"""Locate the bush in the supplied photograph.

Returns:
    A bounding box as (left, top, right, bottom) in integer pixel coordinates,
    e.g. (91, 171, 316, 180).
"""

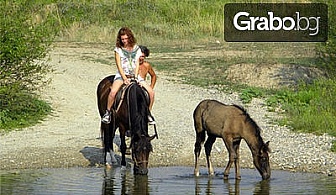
(0, 1, 59, 130)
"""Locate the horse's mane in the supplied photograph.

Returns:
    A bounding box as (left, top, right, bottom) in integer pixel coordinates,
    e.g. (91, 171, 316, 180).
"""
(232, 104, 267, 148)
(128, 82, 150, 138)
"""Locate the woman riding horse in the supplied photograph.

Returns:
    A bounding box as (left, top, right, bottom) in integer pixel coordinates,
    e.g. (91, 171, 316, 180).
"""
(101, 27, 155, 125)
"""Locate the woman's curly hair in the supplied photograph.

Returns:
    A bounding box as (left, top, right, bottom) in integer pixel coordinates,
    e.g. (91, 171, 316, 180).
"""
(116, 27, 137, 48)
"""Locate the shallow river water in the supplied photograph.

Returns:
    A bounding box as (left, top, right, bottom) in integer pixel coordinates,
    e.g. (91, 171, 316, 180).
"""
(1, 166, 335, 194)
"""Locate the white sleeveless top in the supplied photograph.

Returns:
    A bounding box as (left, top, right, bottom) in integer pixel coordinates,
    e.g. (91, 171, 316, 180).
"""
(114, 45, 141, 79)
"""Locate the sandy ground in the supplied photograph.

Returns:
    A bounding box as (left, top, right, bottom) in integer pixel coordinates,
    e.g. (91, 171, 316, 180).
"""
(1, 43, 335, 177)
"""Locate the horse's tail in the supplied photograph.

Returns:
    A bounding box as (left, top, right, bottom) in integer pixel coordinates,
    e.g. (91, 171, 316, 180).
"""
(193, 100, 207, 143)
(128, 83, 149, 137)
(97, 75, 115, 117)
(96, 75, 115, 156)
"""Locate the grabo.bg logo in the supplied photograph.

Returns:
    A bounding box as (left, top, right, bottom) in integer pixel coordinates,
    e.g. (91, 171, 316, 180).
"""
(224, 3, 328, 42)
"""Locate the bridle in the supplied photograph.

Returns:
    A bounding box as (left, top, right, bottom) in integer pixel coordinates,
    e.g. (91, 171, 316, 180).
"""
(132, 146, 149, 167)
(133, 158, 149, 167)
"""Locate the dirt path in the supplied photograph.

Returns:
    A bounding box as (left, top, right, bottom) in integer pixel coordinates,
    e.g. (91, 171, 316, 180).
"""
(1, 43, 335, 176)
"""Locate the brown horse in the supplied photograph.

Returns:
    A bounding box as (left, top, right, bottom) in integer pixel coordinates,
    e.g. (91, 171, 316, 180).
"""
(193, 99, 271, 180)
(97, 75, 157, 175)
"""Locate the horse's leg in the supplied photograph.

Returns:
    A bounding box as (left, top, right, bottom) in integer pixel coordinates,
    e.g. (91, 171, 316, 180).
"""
(233, 139, 242, 180)
(103, 122, 118, 168)
(108, 122, 118, 165)
(101, 123, 109, 166)
(103, 145, 107, 165)
(204, 134, 216, 176)
(223, 137, 235, 180)
(119, 125, 127, 170)
(194, 132, 205, 176)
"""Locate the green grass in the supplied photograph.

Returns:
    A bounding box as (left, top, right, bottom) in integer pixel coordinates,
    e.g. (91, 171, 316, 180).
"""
(0, 91, 52, 133)
(270, 79, 336, 136)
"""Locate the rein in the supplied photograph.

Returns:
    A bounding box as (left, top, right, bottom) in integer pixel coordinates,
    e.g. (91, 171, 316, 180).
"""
(132, 151, 148, 166)
(133, 157, 148, 166)
(115, 87, 127, 112)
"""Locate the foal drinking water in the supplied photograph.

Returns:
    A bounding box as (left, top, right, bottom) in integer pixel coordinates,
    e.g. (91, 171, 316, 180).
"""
(193, 99, 271, 180)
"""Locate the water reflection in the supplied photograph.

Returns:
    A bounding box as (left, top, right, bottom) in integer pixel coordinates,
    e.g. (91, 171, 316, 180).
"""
(194, 175, 270, 195)
(102, 168, 150, 195)
(1, 167, 335, 194)
(132, 175, 150, 194)
(223, 179, 241, 195)
(102, 168, 118, 194)
(195, 176, 236, 195)
(253, 180, 270, 195)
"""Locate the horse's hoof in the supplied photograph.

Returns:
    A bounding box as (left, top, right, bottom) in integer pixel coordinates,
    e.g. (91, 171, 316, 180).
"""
(236, 176, 241, 180)
(224, 175, 229, 180)
(121, 166, 127, 171)
(194, 172, 200, 177)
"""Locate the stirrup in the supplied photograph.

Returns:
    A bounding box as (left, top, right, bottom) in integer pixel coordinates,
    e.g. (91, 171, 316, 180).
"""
(148, 115, 156, 125)
(101, 110, 111, 124)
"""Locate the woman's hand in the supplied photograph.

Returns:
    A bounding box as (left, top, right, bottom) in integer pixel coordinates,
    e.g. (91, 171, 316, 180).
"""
(123, 78, 130, 85)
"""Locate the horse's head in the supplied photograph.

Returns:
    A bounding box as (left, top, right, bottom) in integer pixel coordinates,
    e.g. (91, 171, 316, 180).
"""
(132, 134, 156, 175)
(254, 141, 271, 180)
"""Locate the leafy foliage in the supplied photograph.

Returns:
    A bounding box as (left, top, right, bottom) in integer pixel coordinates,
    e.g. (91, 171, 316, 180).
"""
(240, 87, 263, 104)
(0, 1, 58, 92)
(0, 1, 58, 130)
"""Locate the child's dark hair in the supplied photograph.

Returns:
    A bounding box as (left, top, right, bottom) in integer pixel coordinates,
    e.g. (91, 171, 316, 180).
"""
(139, 45, 150, 57)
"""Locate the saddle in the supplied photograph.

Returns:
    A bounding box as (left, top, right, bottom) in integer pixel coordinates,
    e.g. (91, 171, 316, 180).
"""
(112, 82, 150, 112)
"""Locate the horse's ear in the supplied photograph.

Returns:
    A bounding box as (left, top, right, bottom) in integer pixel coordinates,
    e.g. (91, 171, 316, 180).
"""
(260, 141, 270, 154)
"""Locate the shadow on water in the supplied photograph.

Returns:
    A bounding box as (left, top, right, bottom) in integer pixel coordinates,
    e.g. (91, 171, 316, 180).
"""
(80, 135, 132, 166)
(79, 145, 133, 167)
(1, 166, 336, 194)
(80, 146, 104, 166)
